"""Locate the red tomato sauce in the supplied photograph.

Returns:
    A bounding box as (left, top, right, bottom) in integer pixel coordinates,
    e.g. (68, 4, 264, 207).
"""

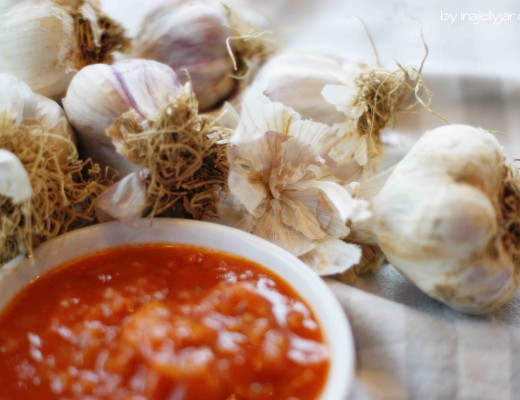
(0, 244, 329, 399)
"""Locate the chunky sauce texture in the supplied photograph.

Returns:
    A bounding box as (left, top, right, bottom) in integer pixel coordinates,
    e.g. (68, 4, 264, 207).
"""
(0, 244, 329, 399)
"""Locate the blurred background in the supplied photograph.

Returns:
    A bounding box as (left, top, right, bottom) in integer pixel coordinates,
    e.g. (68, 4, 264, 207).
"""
(101, 0, 520, 163)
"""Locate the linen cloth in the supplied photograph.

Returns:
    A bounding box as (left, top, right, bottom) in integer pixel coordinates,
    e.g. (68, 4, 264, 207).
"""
(102, 1, 520, 398)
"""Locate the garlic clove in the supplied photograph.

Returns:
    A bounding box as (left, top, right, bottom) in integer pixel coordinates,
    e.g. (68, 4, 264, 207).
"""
(0, 1, 128, 100)
(0, 73, 34, 126)
(0, 149, 32, 204)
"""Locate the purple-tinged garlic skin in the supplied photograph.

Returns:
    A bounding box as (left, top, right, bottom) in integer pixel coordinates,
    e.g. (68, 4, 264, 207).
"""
(63, 59, 183, 175)
(63, 59, 183, 138)
(133, 1, 236, 112)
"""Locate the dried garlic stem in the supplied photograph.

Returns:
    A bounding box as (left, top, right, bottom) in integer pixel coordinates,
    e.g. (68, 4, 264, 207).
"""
(108, 88, 230, 220)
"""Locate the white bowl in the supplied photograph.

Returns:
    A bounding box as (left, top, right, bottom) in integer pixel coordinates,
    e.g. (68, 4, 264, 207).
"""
(0, 219, 354, 400)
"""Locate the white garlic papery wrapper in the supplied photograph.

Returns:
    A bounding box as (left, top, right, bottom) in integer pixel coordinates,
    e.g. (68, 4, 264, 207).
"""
(0, 1, 127, 100)
(0, 73, 74, 162)
(0, 149, 32, 204)
(256, 51, 366, 125)
(358, 125, 520, 314)
(222, 88, 371, 275)
(134, 1, 235, 112)
(63, 59, 184, 175)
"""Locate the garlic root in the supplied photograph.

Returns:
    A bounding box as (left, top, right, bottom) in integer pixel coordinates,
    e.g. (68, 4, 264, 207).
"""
(354, 124, 520, 314)
(0, 74, 109, 264)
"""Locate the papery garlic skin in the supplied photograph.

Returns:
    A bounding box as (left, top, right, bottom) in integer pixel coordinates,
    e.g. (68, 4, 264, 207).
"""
(0, 4, 75, 98)
(95, 169, 148, 222)
(0, 1, 127, 100)
(63, 59, 183, 175)
(254, 51, 386, 182)
(256, 52, 365, 125)
(64, 59, 182, 137)
(133, 0, 272, 112)
(224, 88, 370, 275)
(134, 1, 235, 112)
(360, 125, 519, 314)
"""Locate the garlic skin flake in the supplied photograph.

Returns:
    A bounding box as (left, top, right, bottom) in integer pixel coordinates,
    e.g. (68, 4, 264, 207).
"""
(224, 89, 370, 275)
(0, 149, 32, 204)
(356, 125, 520, 314)
(0, 1, 127, 99)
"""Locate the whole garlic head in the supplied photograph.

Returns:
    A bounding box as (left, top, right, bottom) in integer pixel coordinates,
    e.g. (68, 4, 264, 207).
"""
(0, 73, 74, 163)
(0, 1, 128, 99)
(63, 59, 184, 175)
(133, 0, 273, 112)
(357, 125, 520, 314)
(134, 1, 235, 112)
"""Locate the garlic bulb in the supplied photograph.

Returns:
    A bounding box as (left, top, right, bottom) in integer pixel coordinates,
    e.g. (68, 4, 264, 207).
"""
(0, 73, 108, 264)
(64, 59, 182, 137)
(0, 0, 127, 99)
(64, 58, 230, 220)
(63, 59, 183, 175)
(354, 125, 520, 314)
(256, 50, 423, 181)
(133, 0, 273, 112)
(219, 88, 370, 275)
(1, 73, 74, 162)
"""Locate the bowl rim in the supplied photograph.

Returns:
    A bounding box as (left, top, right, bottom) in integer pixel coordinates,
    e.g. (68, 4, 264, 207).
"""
(0, 219, 354, 400)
